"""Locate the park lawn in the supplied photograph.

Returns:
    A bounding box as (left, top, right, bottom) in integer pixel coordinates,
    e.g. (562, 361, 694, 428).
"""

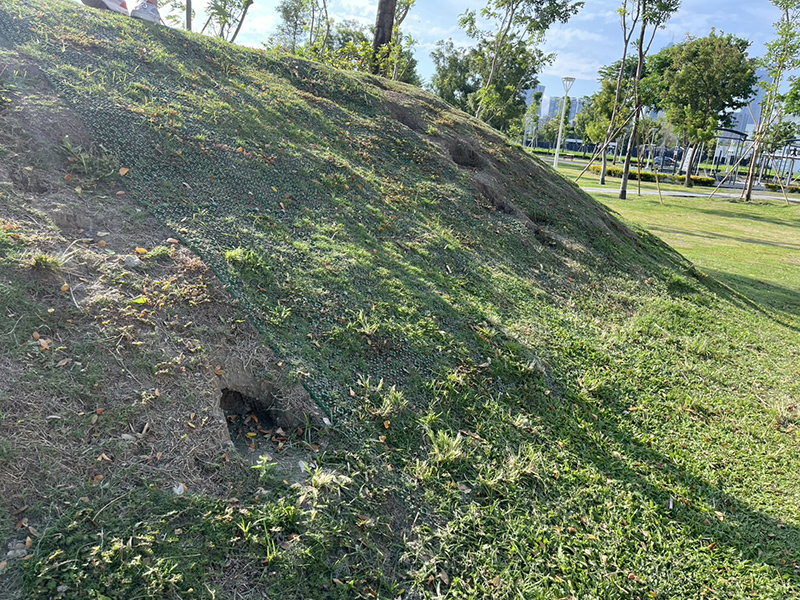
(593, 193, 800, 324)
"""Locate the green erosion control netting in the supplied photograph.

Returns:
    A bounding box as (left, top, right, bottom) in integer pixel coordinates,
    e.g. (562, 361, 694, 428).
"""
(0, 0, 641, 419)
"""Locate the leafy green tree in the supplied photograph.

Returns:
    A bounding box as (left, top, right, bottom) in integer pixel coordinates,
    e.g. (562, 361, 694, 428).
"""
(429, 40, 479, 112)
(429, 36, 542, 131)
(656, 30, 757, 186)
(744, 0, 800, 201)
(275, 0, 307, 53)
(459, 0, 583, 121)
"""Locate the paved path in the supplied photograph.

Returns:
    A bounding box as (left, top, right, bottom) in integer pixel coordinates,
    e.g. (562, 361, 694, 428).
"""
(582, 187, 796, 203)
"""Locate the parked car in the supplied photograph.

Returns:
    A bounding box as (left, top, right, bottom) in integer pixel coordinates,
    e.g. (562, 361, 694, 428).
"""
(653, 156, 674, 168)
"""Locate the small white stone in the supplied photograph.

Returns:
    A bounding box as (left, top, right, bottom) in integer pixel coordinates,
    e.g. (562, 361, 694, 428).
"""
(124, 255, 142, 269)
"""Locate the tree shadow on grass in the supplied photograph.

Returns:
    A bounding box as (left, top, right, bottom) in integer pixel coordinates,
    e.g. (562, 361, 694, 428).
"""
(523, 367, 800, 592)
(700, 269, 800, 332)
(694, 206, 799, 230)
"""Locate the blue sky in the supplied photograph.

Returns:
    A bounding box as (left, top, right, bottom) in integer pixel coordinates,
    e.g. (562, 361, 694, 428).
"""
(229, 0, 784, 106)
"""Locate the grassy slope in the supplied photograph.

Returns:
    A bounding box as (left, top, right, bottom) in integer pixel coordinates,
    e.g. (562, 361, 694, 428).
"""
(0, 1, 798, 598)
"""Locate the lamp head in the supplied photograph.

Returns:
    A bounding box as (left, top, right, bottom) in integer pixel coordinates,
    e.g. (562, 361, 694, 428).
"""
(562, 77, 576, 94)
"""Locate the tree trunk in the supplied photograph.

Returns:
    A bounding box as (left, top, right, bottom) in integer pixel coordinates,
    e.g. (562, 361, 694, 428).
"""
(186, 0, 191, 30)
(600, 151, 608, 185)
(372, 0, 398, 75)
(684, 144, 698, 187)
(619, 113, 639, 200)
(229, 0, 253, 43)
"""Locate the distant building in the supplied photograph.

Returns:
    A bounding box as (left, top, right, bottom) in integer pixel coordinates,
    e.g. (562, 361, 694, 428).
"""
(728, 67, 768, 136)
(524, 85, 545, 106)
(546, 95, 587, 123)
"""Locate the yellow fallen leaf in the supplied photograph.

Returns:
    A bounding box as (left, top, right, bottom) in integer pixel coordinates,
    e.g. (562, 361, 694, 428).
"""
(246, 432, 258, 439)
(119, 167, 130, 176)
(135, 247, 148, 254)
(61, 282, 70, 292)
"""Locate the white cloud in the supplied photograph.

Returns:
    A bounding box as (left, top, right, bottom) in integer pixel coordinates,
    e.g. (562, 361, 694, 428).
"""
(542, 51, 604, 83)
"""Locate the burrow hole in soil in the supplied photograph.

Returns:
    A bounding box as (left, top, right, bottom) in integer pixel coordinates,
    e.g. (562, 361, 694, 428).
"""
(220, 388, 305, 456)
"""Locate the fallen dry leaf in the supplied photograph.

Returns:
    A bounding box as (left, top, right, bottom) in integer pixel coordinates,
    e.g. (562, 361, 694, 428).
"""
(384, 420, 391, 429)
(56, 358, 72, 368)
(439, 571, 450, 585)
(214, 365, 226, 376)
(32, 332, 40, 341)
(116, 190, 126, 196)
(25, 537, 32, 549)
(119, 167, 130, 176)
(38, 338, 52, 351)
(135, 247, 148, 254)
(93, 474, 104, 483)
(166, 238, 179, 245)
(61, 282, 70, 292)
(98, 240, 107, 248)
(492, 575, 501, 587)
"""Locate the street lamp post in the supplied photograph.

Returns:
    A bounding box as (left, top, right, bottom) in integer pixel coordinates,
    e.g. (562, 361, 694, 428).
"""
(553, 76, 576, 171)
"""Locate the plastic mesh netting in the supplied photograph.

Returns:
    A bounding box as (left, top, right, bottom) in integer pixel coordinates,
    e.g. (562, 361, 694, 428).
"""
(0, 0, 600, 419)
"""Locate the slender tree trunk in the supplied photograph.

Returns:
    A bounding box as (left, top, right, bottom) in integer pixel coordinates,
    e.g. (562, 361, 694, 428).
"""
(619, 112, 639, 199)
(372, 0, 398, 75)
(601, 0, 639, 183)
(475, 6, 517, 120)
(619, 12, 648, 200)
(684, 144, 698, 187)
(186, 0, 191, 31)
(229, 0, 252, 43)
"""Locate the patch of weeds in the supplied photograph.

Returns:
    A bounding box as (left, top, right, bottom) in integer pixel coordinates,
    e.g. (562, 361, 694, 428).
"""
(0, 76, 15, 110)
(61, 135, 119, 188)
(26, 251, 63, 272)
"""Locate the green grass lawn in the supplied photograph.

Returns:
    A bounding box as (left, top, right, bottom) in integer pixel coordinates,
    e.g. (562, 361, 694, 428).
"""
(592, 194, 800, 324)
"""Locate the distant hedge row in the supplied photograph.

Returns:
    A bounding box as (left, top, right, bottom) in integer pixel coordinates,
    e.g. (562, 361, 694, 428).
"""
(589, 164, 716, 187)
(764, 183, 800, 194)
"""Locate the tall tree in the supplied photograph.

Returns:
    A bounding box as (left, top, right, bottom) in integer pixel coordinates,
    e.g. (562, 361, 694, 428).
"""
(616, 0, 681, 199)
(743, 0, 800, 201)
(372, 0, 398, 74)
(655, 31, 757, 187)
(429, 37, 544, 132)
(459, 0, 583, 121)
(275, 0, 307, 53)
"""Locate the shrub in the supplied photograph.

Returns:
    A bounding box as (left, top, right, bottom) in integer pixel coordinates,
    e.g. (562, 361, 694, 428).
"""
(588, 165, 715, 187)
